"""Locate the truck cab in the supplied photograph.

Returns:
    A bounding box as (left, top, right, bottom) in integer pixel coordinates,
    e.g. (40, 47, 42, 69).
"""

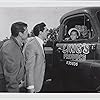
(51, 7, 100, 92)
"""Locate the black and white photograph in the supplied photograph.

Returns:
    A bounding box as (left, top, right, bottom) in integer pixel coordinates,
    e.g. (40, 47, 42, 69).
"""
(0, 0, 100, 99)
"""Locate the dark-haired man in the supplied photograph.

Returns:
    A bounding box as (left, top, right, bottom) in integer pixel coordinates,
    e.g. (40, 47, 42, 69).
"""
(0, 22, 29, 92)
(23, 22, 49, 93)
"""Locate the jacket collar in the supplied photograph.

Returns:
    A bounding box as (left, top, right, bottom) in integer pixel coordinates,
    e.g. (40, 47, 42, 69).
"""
(10, 36, 23, 51)
(34, 37, 45, 58)
(35, 36, 44, 50)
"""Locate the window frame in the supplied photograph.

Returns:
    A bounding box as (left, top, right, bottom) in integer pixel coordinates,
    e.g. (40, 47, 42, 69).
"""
(62, 13, 95, 42)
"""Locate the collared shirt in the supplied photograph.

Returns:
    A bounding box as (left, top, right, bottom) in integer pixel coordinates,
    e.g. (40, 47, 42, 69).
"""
(35, 36, 44, 50)
(15, 38, 23, 47)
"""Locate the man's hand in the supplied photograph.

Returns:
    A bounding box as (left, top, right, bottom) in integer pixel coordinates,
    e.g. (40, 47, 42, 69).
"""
(27, 88, 35, 93)
(19, 80, 25, 88)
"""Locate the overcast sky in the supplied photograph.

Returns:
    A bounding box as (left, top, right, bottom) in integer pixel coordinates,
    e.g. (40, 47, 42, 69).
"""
(0, 7, 82, 40)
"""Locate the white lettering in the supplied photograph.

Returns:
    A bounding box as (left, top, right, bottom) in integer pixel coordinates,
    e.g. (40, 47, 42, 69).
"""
(62, 43, 90, 54)
(62, 43, 90, 61)
(66, 61, 78, 66)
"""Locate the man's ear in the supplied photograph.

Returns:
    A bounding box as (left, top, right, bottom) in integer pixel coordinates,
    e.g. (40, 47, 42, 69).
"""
(39, 31, 42, 35)
(19, 32, 23, 37)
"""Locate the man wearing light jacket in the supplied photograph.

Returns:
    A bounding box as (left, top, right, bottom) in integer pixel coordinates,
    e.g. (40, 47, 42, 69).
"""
(23, 22, 49, 93)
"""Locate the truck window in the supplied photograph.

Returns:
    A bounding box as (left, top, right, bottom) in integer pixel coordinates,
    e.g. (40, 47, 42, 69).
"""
(63, 14, 94, 41)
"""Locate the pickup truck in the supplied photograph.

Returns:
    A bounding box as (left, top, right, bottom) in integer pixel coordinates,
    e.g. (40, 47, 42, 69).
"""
(44, 7, 100, 92)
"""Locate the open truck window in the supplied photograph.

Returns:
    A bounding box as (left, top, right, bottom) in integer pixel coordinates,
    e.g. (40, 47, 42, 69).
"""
(63, 14, 95, 41)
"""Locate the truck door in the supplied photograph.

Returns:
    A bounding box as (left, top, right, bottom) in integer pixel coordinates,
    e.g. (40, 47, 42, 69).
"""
(61, 14, 96, 60)
(54, 14, 97, 92)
